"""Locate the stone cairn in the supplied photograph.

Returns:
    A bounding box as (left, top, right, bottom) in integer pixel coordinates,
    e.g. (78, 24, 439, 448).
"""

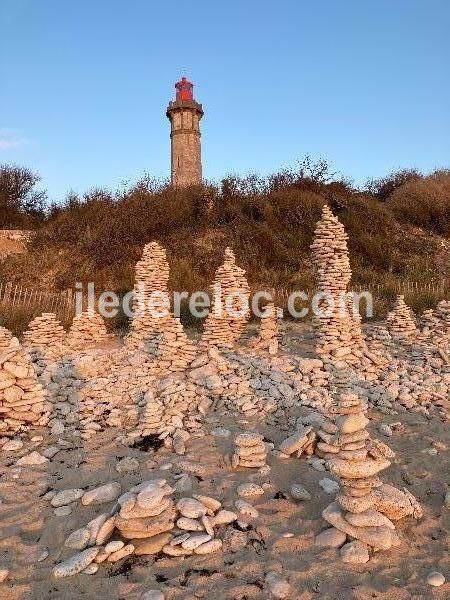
(201, 247, 251, 349)
(316, 390, 421, 562)
(135, 389, 164, 437)
(0, 337, 50, 436)
(310, 206, 367, 368)
(417, 301, 450, 363)
(433, 300, 450, 350)
(77, 348, 156, 441)
(131, 375, 210, 452)
(231, 432, 268, 468)
(53, 480, 232, 577)
(419, 308, 437, 337)
(435, 300, 450, 331)
(125, 242, 171, 353)
(386, 295, 417, 341)
(67, 311, 108, 350)
(250, 302, 281, 355)
(156, 317, 197, 372)
(23, 313, 67, 362)
(0, 326, 13, 349)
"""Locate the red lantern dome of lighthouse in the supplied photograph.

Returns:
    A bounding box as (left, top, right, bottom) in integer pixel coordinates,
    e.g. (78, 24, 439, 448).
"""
(175, 76, 194, 101)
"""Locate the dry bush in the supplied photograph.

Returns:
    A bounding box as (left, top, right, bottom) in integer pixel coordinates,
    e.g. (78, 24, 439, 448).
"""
(386, 170, 450, 237)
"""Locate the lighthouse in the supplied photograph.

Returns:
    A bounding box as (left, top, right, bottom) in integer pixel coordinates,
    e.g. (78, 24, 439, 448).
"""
(166, 77, 204, 187)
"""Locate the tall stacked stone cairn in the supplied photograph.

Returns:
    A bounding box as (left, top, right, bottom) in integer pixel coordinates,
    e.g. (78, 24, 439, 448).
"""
(310, 205, 379, 369)
(231, 432, 268, 468)
(386, 295, 417, 341)
(201, 247, 251, 349)
(67, 311, 108, 350)
(316, 390, 422, 562)
(0, 336, 50, 435)
(53, 480, 231, 576)
(23, 313, 67, 363)
(250, 302, 281, 355)
(125, 242, 171, 353)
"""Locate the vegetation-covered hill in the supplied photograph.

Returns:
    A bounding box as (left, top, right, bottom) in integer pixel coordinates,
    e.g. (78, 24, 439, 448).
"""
(0, 160, 449, 321)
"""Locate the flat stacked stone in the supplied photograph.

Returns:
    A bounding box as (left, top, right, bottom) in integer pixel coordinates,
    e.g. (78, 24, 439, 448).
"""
(232, 432, 267, 468)
(115, 479, 176, 541)
(23, 312, 67, 360)
(126, 242, 171, 352)
(201, 247, 250, 349)
(156, 317, 197, 372)
(67, 311, 108, 350)
(0, 337, 50, 435)
(278, 425, 316, 458)
(53, 483, 230, 575)
(386, 295, 417, 340)
(0, 326, 13, 350)
(250, 303, 281, 355)
(310, 206, 368, 368)
(317, 392, 404, 560)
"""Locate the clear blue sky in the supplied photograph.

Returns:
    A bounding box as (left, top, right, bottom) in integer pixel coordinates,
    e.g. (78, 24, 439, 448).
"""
(1, 0, 449, 201)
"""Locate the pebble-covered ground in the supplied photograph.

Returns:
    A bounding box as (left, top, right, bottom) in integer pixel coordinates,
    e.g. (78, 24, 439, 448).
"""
(0, 395, 448, 600)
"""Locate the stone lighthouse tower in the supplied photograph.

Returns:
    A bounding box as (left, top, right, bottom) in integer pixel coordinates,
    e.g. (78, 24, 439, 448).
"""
(166, 77, 204, 187)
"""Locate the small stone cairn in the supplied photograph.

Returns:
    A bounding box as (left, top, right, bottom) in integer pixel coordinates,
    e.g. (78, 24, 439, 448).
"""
(435, 300, 450, 331)
(386, 295, 417, 340)
(201, 247, 251, 349)
(67, 311, 108, 350)
(156, 317, 196, 372)
(419, 308, 437, 337)
(131, 375, 210, 451)
(0, 326, 13, 349)
(135, 390, 164, 436)
(316, 390, 420, 562)
(77, 348, 155, 440)
(0, 337, 50, 435)
(231, 432, 267, 468)
(433, 300, 450, 350)
(250, 302, 281, 355)
(278, 425, 316, 458)
(23, 312, 67, 361)
(53, 480, 231, 577)
(126, 242, 171, 352)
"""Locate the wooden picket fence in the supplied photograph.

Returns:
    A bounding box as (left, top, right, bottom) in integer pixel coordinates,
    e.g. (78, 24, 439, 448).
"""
(0, 282, 76, 318)
(0, 279, 448, 320)
(263, 280, 449, 306)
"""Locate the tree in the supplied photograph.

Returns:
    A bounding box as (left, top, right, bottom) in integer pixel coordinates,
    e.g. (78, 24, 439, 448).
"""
(0, 164, 47, 227)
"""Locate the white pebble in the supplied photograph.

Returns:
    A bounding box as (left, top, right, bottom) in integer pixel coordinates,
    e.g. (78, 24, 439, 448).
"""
(427, 572, 445, 587)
